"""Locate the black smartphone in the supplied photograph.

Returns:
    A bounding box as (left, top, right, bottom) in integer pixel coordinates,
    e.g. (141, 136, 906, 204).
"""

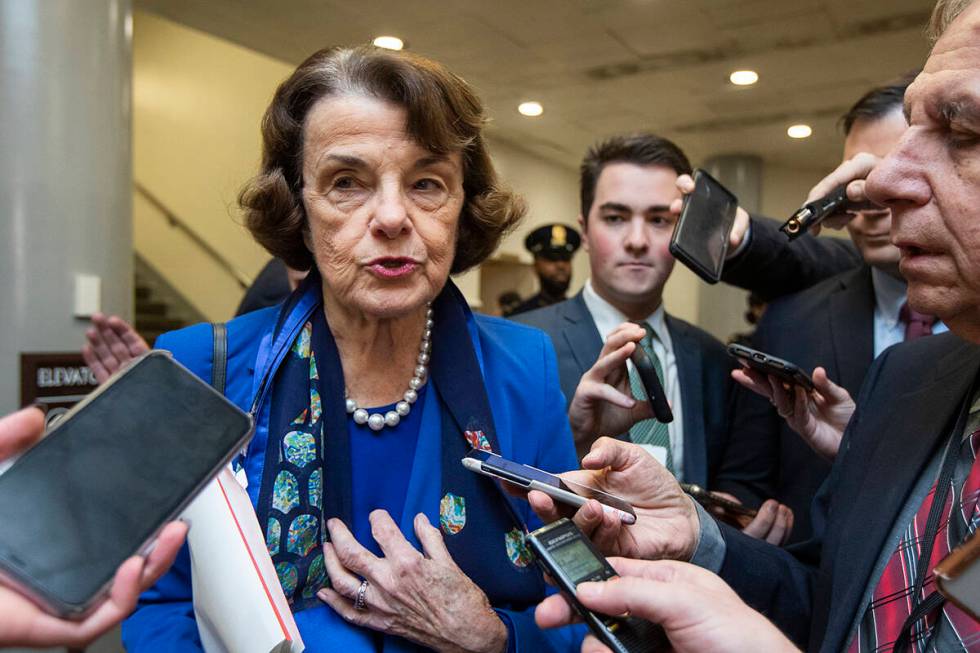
(527, 518, 669, 653)
(462, 450, 636, 524)
(727, 343, 815, 392)
(0, 351, 253, 618)
(680, 483, 758, 528)
(669, 168, 738, 284)
(629, 338, 673, 424)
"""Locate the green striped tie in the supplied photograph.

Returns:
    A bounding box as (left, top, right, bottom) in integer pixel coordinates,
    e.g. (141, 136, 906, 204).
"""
(628, 323, 673, 473)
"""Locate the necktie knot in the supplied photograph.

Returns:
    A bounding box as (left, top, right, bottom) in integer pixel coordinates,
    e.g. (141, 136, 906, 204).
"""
(899, 302, 938, 341)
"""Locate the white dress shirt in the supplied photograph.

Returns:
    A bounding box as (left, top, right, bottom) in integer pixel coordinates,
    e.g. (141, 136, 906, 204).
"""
(582, 280, 686, 480)
(871, 268, 947, 357)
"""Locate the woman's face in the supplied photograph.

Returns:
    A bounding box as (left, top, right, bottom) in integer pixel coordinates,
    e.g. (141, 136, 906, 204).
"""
(300, 94, 464, 319)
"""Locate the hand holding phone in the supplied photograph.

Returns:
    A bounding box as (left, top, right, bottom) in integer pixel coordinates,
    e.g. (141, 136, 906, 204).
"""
(0, 351, 252, 618)
(629, 338, 673, 423)
(732, 360, 854, 463)
(727, 343, 814, 391)
(669, 169, 739, 284)
(462, 450, 637, 524)
(681, 484, 757, 528)
(528, 519, 669, 653)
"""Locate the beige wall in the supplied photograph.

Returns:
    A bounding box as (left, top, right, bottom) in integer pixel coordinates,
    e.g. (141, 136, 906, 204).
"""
(133, 11, 290, 320)
(132, 11, 591, 319)
(132, 11, 845, 332)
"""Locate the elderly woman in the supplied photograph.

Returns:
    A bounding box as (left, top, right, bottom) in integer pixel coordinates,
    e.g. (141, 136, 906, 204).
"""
(122, 46, 583, 653)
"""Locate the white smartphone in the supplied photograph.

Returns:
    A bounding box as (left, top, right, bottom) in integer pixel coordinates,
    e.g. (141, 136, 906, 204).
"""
(462, 449, 637, 524)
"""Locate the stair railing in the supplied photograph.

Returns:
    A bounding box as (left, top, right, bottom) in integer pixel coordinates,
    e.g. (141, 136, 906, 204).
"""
(134, 181, 251, 290)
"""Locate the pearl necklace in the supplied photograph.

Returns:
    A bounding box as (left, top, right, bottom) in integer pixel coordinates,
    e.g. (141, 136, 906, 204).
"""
(345, 306, 433, 432)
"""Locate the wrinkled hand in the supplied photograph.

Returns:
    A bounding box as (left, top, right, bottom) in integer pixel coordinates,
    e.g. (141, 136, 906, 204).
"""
(672, 174, 751, 256)
(535, 558, 800, 653)
(528, 439, 699, 562)
(803, 152, 881, 235)
(82, 313, 150, 384)
(0, 408, 187, 648)
(733, 365, 855, 462)
(319, 511, 507, 653)
(568, 323, 654, 445)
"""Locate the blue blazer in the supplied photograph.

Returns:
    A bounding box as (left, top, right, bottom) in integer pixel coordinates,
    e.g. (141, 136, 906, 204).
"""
(513, 292, 736, 488)
(122, 287, 583, 653)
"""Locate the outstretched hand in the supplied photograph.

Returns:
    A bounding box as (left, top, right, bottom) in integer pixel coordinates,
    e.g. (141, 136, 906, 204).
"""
(82, 313, 150, 384)
(733, 365, 855, 461)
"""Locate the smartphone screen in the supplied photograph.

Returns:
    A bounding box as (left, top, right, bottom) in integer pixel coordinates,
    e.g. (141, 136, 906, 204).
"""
(0, 352, 252, 614)
(466, 450, 635, 516)
(669, 169, 738, 284)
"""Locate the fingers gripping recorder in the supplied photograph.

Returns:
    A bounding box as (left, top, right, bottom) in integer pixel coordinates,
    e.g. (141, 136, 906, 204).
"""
(780, 183, 876, 239)
(528, 519, 670, 653)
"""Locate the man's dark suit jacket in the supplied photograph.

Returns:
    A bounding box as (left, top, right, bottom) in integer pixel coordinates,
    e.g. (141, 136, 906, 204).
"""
(716, 265, 876, 540)
(716, 332, 980, 651)
(721, 217, 862, 300)
(512, 292, 737, 488)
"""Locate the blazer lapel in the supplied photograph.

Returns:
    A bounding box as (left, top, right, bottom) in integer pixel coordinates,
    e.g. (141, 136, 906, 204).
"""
(560, 292, 603, 381)
(666, 316, 707, 486)
(822, 340, 980, 650)
(829, 266, 875, 395)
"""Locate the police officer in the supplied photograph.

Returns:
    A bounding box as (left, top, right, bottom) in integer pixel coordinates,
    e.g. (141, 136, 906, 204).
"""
(506, 223, 581, 316)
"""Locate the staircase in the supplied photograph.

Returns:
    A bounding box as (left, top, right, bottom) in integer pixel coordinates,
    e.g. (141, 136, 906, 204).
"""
(134, 254, 206, 345)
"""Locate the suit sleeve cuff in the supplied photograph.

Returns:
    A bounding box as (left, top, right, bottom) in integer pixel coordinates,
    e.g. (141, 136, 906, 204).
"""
(687, 498, 726, 573)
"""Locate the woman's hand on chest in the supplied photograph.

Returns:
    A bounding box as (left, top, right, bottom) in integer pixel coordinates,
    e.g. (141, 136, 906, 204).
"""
(318, 510, 507, 653)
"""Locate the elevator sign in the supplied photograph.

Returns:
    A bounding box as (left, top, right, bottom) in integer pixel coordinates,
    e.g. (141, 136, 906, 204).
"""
(20, 353, 99, 422)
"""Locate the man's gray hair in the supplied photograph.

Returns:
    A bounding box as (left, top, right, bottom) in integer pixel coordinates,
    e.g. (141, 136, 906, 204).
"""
(928, 0, 976, 43)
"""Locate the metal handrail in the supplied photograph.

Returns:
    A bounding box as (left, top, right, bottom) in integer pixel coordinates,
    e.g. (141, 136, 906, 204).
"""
(134, 181, 251, 290)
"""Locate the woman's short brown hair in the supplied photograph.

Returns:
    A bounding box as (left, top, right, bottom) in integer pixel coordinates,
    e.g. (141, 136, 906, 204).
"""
(239, 46, 525, 274)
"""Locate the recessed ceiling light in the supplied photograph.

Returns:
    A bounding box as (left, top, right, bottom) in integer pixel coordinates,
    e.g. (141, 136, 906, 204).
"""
(518, 101, 544, 117)
(373, 36, 404, 51)
(729, 70, 759, 86)
(787, 124, 812, 139)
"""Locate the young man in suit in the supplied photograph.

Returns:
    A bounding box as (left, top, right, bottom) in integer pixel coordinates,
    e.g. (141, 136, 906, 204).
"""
(513, 134, 761, 506)
(716, 77, 948, 544)
(533, 2, 980, 649)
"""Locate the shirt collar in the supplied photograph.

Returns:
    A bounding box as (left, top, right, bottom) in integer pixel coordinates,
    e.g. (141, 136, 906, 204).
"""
(871, 267, 908, 327)
(582, 279, 669, 346)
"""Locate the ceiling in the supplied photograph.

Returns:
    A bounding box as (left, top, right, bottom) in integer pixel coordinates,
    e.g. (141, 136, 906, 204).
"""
(135, 0, 935, 173)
